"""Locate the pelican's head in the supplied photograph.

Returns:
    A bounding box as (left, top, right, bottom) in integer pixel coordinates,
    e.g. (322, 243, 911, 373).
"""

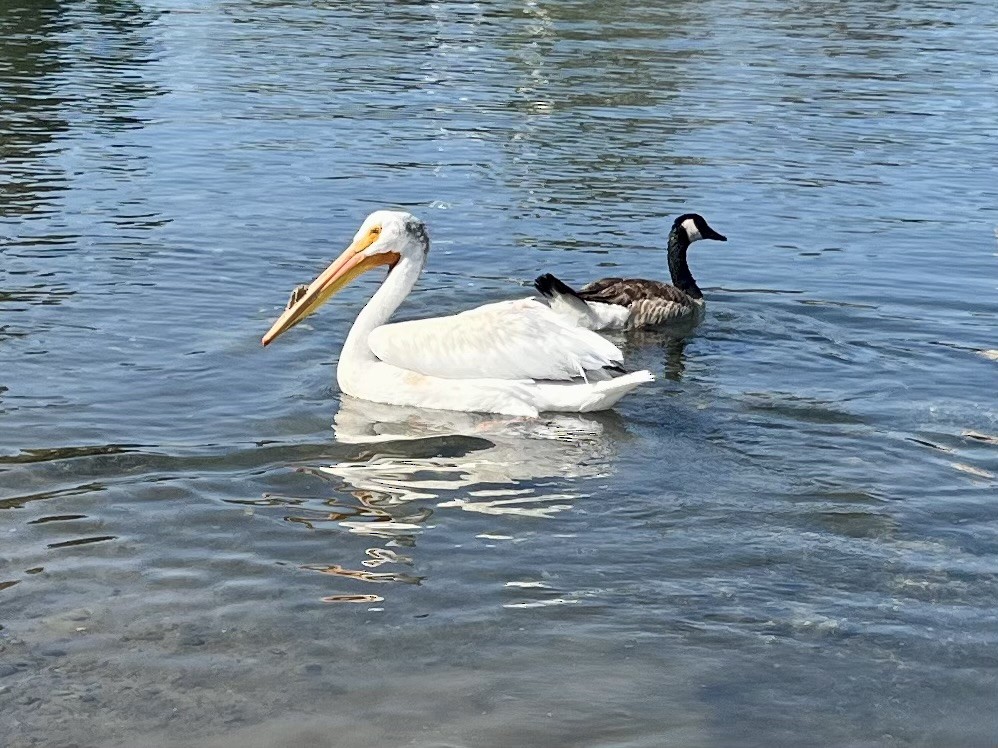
(673, 213, 727, 245)
(262, 210, 428, 346)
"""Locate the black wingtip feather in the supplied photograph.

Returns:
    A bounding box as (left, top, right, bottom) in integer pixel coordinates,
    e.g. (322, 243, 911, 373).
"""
(534, 273, 583, 300)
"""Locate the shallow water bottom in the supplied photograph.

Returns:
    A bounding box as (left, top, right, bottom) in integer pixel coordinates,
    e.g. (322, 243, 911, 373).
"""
(5, 616, 711, 747)
(4, 582, 998, 748)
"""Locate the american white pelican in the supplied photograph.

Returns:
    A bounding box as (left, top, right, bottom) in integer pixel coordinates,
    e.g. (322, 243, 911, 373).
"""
(534, 213, 727, 331)
(262, 210, 653, 416)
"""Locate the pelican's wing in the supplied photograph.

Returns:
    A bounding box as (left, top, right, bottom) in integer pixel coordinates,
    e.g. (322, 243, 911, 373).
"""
(367, 298, 622, 381)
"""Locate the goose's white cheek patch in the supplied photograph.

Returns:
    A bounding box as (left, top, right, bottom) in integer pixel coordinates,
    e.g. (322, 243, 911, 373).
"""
(681, 218, 701, 242)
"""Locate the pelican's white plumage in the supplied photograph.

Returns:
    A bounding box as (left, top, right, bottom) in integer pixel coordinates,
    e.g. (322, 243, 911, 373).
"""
(262, 210, 652, 416)
(369, 298, 622, 381)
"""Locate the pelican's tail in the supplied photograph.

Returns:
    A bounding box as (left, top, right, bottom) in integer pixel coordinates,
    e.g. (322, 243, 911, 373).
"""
(532, 370, 654, 413)
(580, 370, 655, 411)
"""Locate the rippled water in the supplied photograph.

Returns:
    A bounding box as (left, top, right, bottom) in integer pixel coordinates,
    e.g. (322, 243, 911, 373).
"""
(2, 1, 997, 746)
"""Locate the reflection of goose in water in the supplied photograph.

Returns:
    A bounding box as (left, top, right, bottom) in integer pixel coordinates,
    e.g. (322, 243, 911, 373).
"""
(617, 330, 693, 383)
(323, 396, 619, 524)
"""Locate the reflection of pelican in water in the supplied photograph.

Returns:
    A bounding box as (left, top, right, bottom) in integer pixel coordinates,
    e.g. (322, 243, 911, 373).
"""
(323, 396, 621, 523)
(286, 398, 625, 602)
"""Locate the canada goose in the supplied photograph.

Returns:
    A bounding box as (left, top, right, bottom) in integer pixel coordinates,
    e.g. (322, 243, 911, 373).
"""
(535, 213, 727, 331)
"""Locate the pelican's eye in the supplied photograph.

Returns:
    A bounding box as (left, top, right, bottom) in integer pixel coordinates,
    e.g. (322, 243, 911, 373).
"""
(370, 226, 381, 237)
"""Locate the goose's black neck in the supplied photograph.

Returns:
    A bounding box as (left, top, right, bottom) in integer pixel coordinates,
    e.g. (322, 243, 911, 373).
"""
(667, 226, 702, 299)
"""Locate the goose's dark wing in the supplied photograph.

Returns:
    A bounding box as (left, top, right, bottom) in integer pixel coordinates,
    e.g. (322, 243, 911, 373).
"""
(578, 278, 692, 307)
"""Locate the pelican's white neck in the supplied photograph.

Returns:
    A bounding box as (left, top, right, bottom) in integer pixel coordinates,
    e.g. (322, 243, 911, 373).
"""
(337, 251, 425, 384)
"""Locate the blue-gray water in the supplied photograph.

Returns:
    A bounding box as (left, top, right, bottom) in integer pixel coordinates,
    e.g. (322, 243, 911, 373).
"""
(2, 2, 997, 746)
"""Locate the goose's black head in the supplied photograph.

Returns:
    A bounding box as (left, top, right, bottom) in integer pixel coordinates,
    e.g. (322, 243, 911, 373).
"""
(673, 213, 727, 244)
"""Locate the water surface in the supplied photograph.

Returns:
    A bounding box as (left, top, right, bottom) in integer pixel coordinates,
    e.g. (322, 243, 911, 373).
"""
(2, 1, 997, 746)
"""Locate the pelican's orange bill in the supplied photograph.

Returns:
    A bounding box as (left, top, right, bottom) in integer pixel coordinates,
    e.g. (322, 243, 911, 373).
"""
(262, 228, 398, 346)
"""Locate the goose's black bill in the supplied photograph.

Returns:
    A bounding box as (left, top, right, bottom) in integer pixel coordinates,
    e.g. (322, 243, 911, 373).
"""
(702, 225, 727, 242)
